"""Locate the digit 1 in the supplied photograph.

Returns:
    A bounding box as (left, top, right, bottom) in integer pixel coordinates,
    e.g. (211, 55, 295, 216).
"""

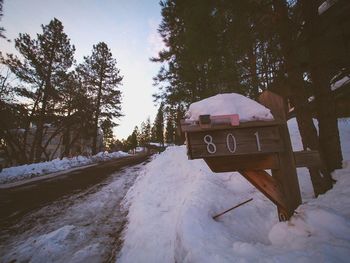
(254, 131, 261, 151)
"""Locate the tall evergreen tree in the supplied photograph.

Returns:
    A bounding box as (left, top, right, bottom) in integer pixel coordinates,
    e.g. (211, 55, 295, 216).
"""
(130, 126, 139, 153)
(77, 42, 123, 154)
(139, 117, 151, 146)
(0, 67, 28, 164)
(152, 0, 271, 108)
(153, 103, 164, 145)
(0, 0, 5, 39)
(174, 103, 185, 145)
(150, 123, 157, 143)
(165, 111, 175, 144)
(56, 71, 95, 158)
(101, 118, 114, 150)
(3, 18, 75, 162)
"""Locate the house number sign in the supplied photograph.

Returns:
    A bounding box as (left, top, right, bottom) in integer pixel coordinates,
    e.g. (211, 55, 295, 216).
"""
(187, 125, 284, 159)
(203, 132, 262, 154)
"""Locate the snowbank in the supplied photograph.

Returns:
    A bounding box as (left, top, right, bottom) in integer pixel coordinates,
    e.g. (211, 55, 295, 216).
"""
(186, 93, 274, 122)
(118, 119, 350, 262)
(331, 76, 350, 91)
(0, 151, 129, 185)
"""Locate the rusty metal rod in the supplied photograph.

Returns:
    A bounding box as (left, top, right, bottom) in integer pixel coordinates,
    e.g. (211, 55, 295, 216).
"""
(212, 198, 253, 220)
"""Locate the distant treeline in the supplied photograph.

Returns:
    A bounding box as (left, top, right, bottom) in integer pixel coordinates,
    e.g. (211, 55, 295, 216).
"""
(114, 101, 184, 154)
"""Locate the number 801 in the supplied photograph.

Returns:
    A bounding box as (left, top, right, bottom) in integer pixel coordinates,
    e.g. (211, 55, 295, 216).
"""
(203, 132, 261, 154)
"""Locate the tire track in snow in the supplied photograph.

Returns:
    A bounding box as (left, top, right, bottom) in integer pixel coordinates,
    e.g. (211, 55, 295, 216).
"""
(0, 163, 146, 263)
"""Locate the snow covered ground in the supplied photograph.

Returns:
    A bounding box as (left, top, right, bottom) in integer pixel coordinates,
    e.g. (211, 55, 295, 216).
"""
(331, 75, 350, 91)
(2, 92, 349, 262)
(0, 163, 143, 262)
(0, 151, 129, 185)
(118, 118, 350, 263)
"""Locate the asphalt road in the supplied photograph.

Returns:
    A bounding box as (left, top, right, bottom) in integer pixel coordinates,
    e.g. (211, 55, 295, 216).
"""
(0, 153, 150, 229)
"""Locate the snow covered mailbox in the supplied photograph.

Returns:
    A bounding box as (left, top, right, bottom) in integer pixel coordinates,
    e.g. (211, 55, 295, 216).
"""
(181, 93, 304, 221)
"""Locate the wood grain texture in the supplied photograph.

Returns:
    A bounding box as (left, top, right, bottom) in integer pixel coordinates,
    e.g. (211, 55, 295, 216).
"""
(259, 90, 288, 121)
(239, 170, 288, 210)
(188, 126, 284, 159)
(294, 150, 322, 168)
(204, 154, 280, 171)
(271, 123, 302, 218)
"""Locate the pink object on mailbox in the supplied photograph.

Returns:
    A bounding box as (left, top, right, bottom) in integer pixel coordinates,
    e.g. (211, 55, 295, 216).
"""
(211, 114, 239, 126)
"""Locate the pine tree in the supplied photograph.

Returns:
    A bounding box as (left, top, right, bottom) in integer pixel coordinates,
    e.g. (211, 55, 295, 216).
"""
(57, 71, 95, 158)
(3, 18, 75, 162)
(138, 121, 146, 146)
(150, 123, 157, 143)
(0, 0, 5, 39)
(101, 118, 114, 150)
(152, 0, 267, 107)
(153, 103, 164, 146)
(77, 42, 123, 154)
(0, 67, 28, 164)
(174, 104, 185, 145)
(130, 126, 138, 153)
(165, 112, 175, 144)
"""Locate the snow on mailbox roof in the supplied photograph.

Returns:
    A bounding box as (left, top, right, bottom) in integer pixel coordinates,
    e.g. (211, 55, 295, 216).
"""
(186, 93, 274, 122)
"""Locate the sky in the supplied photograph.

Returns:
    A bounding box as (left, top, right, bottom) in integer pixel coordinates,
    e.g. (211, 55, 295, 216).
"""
(0, 0, 164, 140)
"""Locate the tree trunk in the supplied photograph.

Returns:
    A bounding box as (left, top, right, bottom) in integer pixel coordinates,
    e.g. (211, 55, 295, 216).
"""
(34, 82, 50, 162)
(92, 76, 103, 155)
(24, 84, 43, 164)
(313, 71, 342, 171)
(248, 43, 259, 99)
(62, 108, 72, 158)
(273, 0, 333, 196)
(300, 0, 343, 172)
(34, 47, 55, 163)
(290, 74, 333, 195)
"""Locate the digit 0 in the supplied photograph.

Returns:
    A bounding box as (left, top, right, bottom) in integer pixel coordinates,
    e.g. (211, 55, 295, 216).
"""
(226, 133, 237, 153)
(204, 135, 217, 154)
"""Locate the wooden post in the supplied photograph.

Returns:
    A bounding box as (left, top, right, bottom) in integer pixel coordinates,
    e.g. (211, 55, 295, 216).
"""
(258, 90, 288, 121)
(238, 170, 288, 210)
(272, 123, 302, 219)
(259, 90, 302, 219)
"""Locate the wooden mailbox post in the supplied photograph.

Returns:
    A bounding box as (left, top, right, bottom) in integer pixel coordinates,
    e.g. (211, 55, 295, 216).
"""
(181, 92, 322, 221)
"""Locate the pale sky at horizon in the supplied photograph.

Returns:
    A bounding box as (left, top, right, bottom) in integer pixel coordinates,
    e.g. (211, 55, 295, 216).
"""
(0, 0, 164, 140)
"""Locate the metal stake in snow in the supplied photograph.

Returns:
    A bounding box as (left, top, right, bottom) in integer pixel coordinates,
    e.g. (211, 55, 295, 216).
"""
(212, 198, 253, 220)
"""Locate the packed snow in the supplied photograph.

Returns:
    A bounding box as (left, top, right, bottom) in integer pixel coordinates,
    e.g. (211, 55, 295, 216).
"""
(331, 75, 350, 91)
(0, 164, 143, 262)
(318, 0, 337, 15)
(0, 151, 129, 185)
(185, 93, 274, 122)
(118, 118, 350, 262)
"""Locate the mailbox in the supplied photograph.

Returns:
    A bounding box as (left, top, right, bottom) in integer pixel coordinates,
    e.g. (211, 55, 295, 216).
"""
(181, 91, 326, 221)
(181, 91, 322, 221)
(181, 117, 302, 221)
